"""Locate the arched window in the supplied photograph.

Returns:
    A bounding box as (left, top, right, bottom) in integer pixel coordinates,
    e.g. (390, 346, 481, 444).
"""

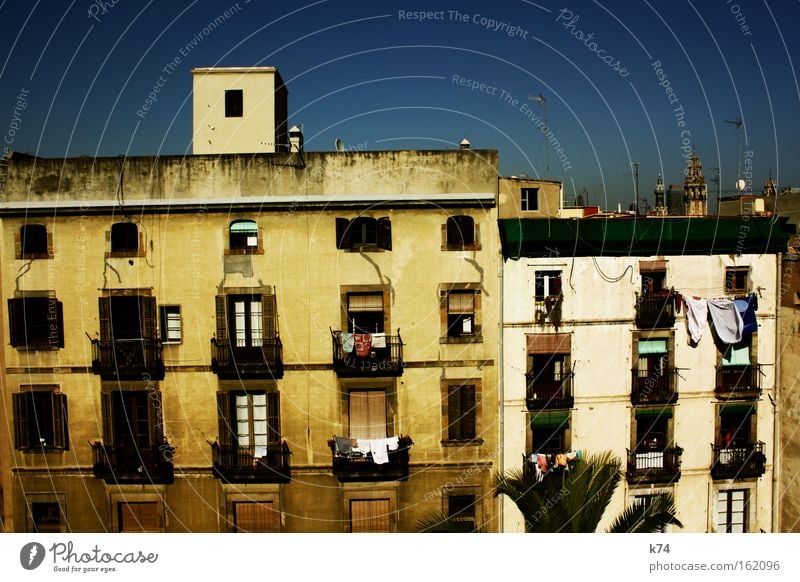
(446, 216, 475, 248)
(110, 222, 139, 253)
(20, 224, 48, 256)
(229, 220, 259, 251)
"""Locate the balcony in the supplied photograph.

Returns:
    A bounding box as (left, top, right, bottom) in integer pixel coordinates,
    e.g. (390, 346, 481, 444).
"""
(328, 435, 412, 482)
(211, 441, 291, 484)
(715, 365, 762, 400)
(626, 447, 682, 484)
(526, 372, 574, 410)
(91, 338, 164, 380)
(331, 331, 403, 377)
(635, 293, 676, 329)
(711, 442, 766, 480)
(91, 441, 174, 484)
(631, 368, 678, 405)
(211, 338, 284, 379)
(534, 294, 563, 328)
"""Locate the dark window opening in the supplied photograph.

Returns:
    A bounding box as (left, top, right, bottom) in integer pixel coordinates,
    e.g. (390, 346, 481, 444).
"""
(111, 391, 153, 450)
(346, 292, 384, 334)
(20, 224, 48, 256)
(521, 187, 539, 211)
(635, 415, 668, 452)
(446, 216, 475, 248)
(8, 296, 64, 349)
(448, 495, 477, 531)
(225, 89, 243, 117)
(229, 220, 258, 251)
(528, 354, 567, 383)
(534, 271, 562, 301)
(336, 217, 392, 250)
(13, 391, 69, 450)
(110, 222, 138, 253)
(725, 267, 749, 293)
(641, 270, 667, 295)
(447, 384, 477, 441)
(31, 502, 61, 533)
(447, 291, 476, 337)
(720, 410, 753, 448)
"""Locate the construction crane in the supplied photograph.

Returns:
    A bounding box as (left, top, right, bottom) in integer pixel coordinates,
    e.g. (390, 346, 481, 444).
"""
(724, 118, 744, 182)
(528, 93, 549, 177)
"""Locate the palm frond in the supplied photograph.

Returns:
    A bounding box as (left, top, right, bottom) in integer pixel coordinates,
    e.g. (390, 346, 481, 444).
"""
(607, 493, 683, 533)
(416, 511, 478, 533)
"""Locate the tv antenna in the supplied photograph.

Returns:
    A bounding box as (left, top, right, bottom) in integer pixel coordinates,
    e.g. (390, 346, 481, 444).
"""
(623, 161, 640, 213)
(724, 118, 744, 182)
(528, 93, 549, 177)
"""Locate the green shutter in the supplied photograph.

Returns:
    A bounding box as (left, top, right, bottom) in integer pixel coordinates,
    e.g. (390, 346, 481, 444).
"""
(638, 339, 668, 355)
(720, 402, 756, 415)
(723, 341, 751, 366)
(531, 411, 570, 429)
(635, 407, 673, 419)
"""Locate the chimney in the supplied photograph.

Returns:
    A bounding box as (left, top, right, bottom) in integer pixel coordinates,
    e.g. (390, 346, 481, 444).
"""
(289, 125, 304, 152)
(459, 138, 471, 150)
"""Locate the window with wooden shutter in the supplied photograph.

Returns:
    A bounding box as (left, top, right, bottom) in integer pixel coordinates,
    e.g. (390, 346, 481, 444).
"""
(376, 217, 392, 250)
(118, 502, 160, 532)
(261, 294, 277, 339)
(110, 222, 139, 253)
(350, 499, 391, 533)
(12, 391, 68, 451)
(447, 291, 476, 337)
(223, 391, 281, 450)
(447, 384, 477, 441)
(20, 224, 48, 257)
(31, 502, 61, 533)
(234, 501, 279, 532)
(8, 296, 64, 349)
(215, 295, 227, 342)
(349, 390, 386, 440)
(446, 216, 475, 248)
(335, 218, 351, 249)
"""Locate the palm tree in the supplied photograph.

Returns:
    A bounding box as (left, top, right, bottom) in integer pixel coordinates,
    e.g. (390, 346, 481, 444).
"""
(494, 451, 682, 533)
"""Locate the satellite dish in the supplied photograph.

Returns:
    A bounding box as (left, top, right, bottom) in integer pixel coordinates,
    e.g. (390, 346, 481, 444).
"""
(735, 178, 746, 192)
(335, 138, 345, 152)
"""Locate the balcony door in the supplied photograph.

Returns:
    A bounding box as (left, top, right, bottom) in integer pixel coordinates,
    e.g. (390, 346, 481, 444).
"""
(349, 390, 386, 440)
(103, 391, 160, 450)
(99, 296, 157, 342)
(346, 293, 384, 334)
(217, 391, 281, 454)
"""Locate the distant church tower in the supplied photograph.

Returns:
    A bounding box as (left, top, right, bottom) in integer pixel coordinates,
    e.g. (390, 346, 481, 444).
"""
(683, 152, 707, 216)
(762, 172, 778, 197)
(653, 174, 667, 216)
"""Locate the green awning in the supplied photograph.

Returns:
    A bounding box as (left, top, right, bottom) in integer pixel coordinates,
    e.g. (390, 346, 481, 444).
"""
(230, 220, 257, 233)
(723, 342, 751, 366)
(720, 402, 756, 415)
(635, 407, 673, 419)
(530, 411, 570, 428)
(499, 216, 794, 259)
(639, 339, 667, 355)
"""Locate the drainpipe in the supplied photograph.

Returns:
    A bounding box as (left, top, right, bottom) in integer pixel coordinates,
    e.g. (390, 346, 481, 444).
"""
(772, 253, 782, 532)
(498, 220, 505, 533)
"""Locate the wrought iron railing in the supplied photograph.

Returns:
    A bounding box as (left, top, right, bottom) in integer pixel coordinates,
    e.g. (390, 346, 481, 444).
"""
(211, 441, 290, 483)
(90, 338, 164, 380)
(525, 372, 574, 410)
(711, 441, 766, 480)
(328, 435, 412, 482)
(635, 293, 676, 329)
(211, 338, 284, 379)
(90, 441, 174, 484)
(715, 365, 761, 399)
(631, 368, 678, 405)
(626, 447, 682, 483)
(331, 331, 403, 377)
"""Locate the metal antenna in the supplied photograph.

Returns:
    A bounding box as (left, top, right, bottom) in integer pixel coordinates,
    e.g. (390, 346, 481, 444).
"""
(528, 93, 549, 177)
(623, 161, 640, 213)
(724, 118, 744, 179)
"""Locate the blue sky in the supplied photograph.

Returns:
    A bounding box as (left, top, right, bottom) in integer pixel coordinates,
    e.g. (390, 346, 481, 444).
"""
(1, 0, 798, 210)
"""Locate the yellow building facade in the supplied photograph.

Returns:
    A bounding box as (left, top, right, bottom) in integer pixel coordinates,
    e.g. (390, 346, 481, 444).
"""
(0, 149, 500, 532)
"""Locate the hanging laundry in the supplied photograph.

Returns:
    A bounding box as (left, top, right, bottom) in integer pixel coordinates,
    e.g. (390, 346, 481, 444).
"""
(341, 332, 355, 354)
(386, 436, 400, 451)
(354, 333, 372, 358)
(555, 453, 567, 467)
(537, 453, 549, 474)
(371, 333, 386, 349)
(684, 297, 708, 344)
(734, 296, 757, 335)
(674, 292, 682, 314)
(370, 439, 390, 465)
(708, 298, 744, 344)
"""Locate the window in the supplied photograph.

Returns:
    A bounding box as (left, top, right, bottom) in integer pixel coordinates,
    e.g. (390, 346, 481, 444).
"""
(722, 339, 751, 367)
(159, 305, 181, 343)
(350, 499, 391, 533)
(225, 89, 243, 117)
(13, 390, 68, 451)
(530, 412, 569, 454)
(349, 390, 386, 440)
(521, 187, 539, 211)
(8, 296, 64, 349)
(447, 291, 476, 337)
(217, 391, 281, 453)
(99, 295, 157, 341)
(447, 495, 477, 531)
(641, 270, 666, 295)
(215, 293, 277, 348)
(445, 216, 476, 249)
(637, 339, 669, 381)
(30, 502, 61, 533)
(229, 220, 259, 252)
(717, 489, 748, 533)
(336, 217, 392, 250)
(719, 405, 754, 448)
(534, 271, 562, 301)
(528, 353, 568, 384)
(234, 501, 279, 533)
(102, 390, 163, 450)
(725, 267, 749, 293)
(110, 222, 139, 253)
(446, 383, 477, 442)
(118, 502, 160, 532)
(346, 292, 384, 334)
(19, 224, 49, 258)
(634, 410, 670, 453)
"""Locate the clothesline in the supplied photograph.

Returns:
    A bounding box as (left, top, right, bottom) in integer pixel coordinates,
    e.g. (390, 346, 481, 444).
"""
(681, 292, 757, 345)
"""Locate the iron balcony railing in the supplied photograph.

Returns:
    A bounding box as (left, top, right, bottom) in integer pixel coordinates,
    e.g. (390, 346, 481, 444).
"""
(90, 338, 164, 380)
(90, 441, 174, 484)
(631, 368, 678, 405)
(635, 293, 677, 329)
(525, 371, 574, 410)
(331, 331, 403, 377)
(211, 338, 284, 379)
(211, 441, 291, 483)
(715, 365, 762, 399)
(626, 447, 682, 484)
(328, 435, 412, 482)
(711, 441, 767, 480)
